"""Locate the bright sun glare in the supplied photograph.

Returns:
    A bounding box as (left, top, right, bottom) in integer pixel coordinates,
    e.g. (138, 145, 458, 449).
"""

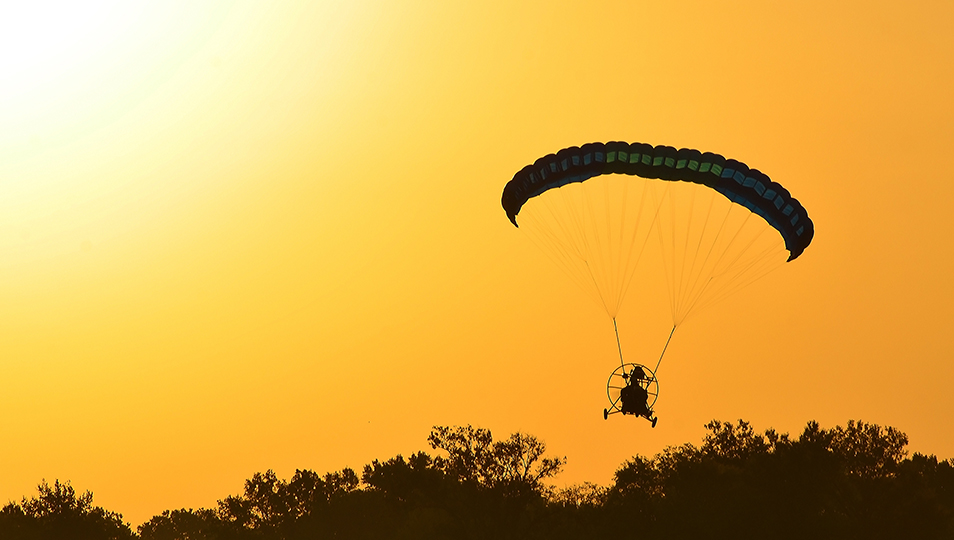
(1, 3, 142, 124)
(0, 2, 229, 158)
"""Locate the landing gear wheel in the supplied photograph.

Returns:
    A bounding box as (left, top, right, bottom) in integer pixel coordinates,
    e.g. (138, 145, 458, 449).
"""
(604, 363, 658, 419)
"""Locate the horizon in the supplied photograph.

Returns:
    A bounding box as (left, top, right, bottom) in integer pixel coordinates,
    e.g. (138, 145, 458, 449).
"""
(6, 416, 945, 529)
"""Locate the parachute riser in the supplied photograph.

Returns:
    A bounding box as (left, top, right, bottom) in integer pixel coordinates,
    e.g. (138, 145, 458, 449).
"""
(613, 318, 625, 370)
(653, 325, 676, 375)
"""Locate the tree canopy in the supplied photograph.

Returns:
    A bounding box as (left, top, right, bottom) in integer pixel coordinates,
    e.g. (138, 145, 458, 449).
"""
(4, 421, 952, 540)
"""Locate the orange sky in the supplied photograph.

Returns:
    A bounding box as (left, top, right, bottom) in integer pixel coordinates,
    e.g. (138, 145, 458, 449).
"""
(2, 0, 953, 527)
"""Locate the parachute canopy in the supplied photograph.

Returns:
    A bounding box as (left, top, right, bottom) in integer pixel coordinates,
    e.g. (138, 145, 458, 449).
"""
(501, 142, 813, 261)
(502, 142, 814, 323)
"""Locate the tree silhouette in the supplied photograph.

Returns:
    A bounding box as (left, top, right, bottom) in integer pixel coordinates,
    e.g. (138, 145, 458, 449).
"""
(4, 420, 952, 540)
(137, 508, 221, 540)
(358, 425, 567, 539)
(0, 479, 134, 540)
(426, 425, 565, 495)
(607, 419, 954, 540)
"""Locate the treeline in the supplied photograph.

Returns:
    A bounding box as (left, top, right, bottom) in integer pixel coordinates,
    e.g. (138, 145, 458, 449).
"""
(2, 420, 953, 539)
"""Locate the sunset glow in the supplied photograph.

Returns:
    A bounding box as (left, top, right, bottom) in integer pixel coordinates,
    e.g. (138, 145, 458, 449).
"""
(2, 0, 953, 527)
